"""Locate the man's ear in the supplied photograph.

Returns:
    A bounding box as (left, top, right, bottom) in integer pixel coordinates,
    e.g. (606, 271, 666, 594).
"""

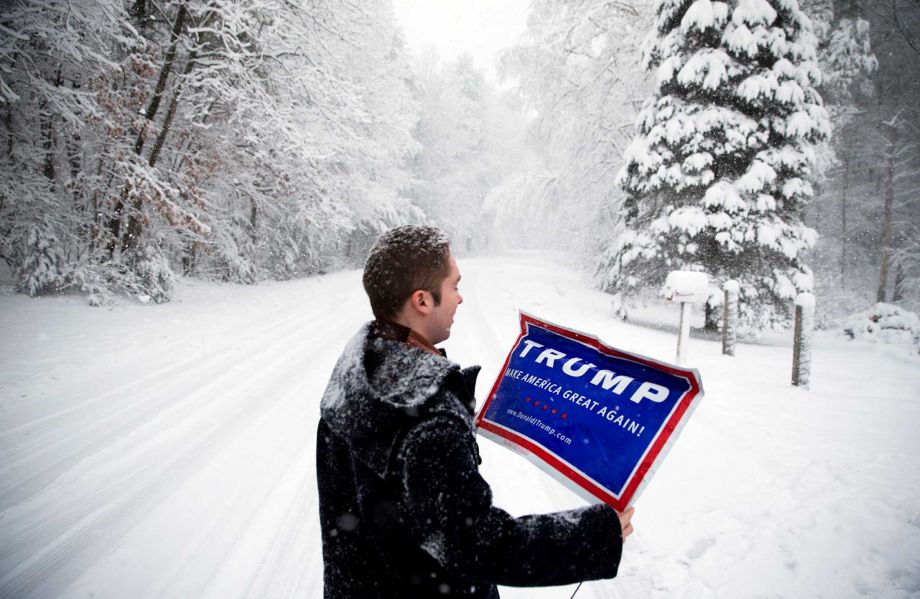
(407, 289, 432, 315)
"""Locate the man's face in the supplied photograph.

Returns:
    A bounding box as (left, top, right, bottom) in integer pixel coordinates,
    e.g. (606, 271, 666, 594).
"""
(426, 253, 463, 345)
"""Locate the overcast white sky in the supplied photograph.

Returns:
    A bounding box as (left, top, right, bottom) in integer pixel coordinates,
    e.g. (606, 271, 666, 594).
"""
(392, 0, 531, 81)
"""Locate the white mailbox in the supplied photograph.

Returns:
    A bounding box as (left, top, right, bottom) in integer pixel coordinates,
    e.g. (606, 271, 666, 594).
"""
(661, 271, 709, 304)
(661, 270, 709, 366)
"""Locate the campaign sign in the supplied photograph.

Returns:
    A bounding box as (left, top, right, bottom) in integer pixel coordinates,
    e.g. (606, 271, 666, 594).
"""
(475, 313, 704, 511)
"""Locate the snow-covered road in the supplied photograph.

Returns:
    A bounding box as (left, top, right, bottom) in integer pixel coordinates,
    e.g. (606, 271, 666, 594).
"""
(1, 253, 919, 598)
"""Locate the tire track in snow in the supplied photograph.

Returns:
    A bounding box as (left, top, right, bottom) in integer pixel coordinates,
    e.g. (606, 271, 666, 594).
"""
(0, 338, 344, 598)
(0, 275, 349, 443)
(142, 379, 323, 599)
(0, 292, 363, 599)
(0, 280, 354, 508)
(158, 293, 354, 599)
(0, 391, 270, 598)
(232, 456, 324, 599)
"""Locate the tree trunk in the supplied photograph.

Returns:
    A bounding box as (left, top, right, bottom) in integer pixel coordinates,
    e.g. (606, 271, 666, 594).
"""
(39, 69, 63, 186)
(41, 107, 56, 185)
(118, 4, 190, 255)
(840, 150, 849, 284)
(2, 104, 11, 244)
(893, 262, 906, 303)
(704, 300, 719, 332)
(107, 185, 130, 257)
(134, 2, 187, 156)
(722, 283, 738, 356)
(131, 0, 148, 33)
(5, 103, 12, 158)
(181, 242, 197, 275)
(67, 82, 84, 210)
(122, 193, 144, 255)
(147, 50, 195, 169)
(877, 121, 896, 303)
(123, 51, 196, 250)
(792, 296, 814, 389)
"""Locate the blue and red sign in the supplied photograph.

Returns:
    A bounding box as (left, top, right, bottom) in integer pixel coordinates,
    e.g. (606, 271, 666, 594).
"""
(475, 313, 704, 511)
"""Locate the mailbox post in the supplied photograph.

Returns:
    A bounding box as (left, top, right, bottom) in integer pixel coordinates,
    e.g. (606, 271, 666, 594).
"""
(661, 271, 709, 366)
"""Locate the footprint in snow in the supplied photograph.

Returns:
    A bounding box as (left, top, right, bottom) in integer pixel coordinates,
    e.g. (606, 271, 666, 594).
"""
(685, 537, 716, 560)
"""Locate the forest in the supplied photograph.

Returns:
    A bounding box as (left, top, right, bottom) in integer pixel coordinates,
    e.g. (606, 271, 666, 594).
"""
(1, 0, 918, 334)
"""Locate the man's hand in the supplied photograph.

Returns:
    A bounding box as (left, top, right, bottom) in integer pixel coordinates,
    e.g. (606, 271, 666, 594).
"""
(618, 506, 635, 540)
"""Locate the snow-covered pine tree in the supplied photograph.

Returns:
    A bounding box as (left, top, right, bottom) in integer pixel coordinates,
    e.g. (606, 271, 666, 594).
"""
(600, 0, 831, 332)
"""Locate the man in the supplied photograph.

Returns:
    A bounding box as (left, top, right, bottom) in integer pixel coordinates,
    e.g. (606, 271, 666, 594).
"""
(317, 225, 633, 598)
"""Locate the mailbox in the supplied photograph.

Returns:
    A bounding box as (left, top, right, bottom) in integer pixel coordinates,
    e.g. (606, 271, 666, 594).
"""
(661, 271, 709, 304)
(661, 270, 709, 366)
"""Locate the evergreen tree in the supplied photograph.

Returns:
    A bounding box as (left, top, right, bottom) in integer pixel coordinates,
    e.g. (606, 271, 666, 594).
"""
(600, 0, 831, 332)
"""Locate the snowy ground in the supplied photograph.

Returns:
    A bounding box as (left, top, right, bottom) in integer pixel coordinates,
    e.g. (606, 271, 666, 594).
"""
(1, 252, 918, 599)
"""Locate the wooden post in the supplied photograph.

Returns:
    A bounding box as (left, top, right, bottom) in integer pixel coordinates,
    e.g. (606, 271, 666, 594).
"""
(676, 301, 691, 365)
(662, 270, 709, 367)
(792, 292, 815, 389)
(722, 280, 738, 356)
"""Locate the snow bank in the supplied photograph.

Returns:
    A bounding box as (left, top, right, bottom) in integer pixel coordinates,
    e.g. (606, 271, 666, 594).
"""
(842, 302, 920, 354)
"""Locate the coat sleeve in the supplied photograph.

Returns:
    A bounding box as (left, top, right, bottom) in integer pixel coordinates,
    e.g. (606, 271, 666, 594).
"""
(396, 416, 623, 587)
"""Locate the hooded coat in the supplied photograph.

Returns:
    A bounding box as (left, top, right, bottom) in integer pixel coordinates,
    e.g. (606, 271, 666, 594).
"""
(317, 321, 623, 598)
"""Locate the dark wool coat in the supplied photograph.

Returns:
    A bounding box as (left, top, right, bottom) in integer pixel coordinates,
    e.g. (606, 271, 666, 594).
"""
(317, 321, 623, 598)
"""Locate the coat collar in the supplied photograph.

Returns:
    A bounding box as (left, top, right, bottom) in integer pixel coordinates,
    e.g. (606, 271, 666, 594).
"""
(320, 322, 463, 477)
(371, 319, 445, 357)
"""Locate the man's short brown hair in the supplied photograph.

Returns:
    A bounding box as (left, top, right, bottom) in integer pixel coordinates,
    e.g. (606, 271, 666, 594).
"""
(363, 225, 451, 320)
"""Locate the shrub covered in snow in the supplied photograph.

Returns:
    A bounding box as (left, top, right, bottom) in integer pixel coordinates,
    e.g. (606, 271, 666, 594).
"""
(15, 219, 68, 297)
(843, 303, 920, 354)
(599, 0, 830, 334)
